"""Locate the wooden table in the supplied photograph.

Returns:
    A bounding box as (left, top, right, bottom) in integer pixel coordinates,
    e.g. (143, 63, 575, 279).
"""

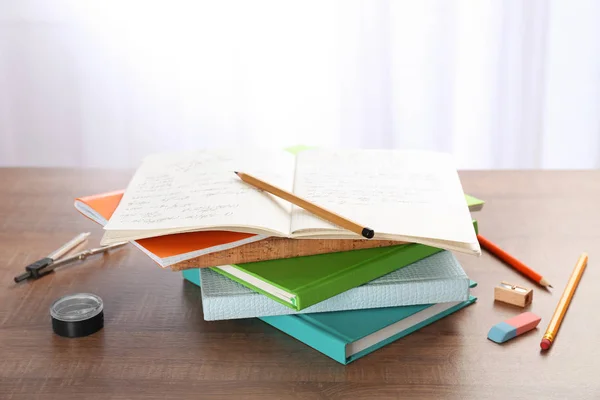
(1, 169, 599, 399)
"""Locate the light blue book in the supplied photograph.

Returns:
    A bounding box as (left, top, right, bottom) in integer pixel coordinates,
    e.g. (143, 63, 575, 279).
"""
(188, 251, 471, 321)
(182, 270, 476, 364)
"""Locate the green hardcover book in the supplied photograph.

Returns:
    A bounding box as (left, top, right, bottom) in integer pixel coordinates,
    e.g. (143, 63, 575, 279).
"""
(212, 220, 479, 311)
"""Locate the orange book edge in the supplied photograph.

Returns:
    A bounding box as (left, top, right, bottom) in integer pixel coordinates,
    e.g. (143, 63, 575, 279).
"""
(74, 190, 267, 268)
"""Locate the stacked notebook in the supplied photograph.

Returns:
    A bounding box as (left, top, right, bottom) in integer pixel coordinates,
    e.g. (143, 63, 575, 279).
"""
(74, 146, 482, 364)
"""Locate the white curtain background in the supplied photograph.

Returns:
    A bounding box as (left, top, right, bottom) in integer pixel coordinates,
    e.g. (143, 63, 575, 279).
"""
(1, 0, 599, 169)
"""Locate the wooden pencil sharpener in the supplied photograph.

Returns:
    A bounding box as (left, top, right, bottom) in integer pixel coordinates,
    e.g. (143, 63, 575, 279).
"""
(494, 281, 533, 308)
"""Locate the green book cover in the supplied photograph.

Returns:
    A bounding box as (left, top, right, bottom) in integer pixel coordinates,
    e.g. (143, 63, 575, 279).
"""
(212, 220, 479, 311)
(211, 243, 442, 311)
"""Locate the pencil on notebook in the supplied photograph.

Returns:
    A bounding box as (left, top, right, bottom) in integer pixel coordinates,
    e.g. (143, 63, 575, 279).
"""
(234, 171, 375, 239)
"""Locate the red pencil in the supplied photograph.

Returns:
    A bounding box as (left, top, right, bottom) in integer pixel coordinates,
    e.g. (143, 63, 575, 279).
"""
(477, 234, 552, 288)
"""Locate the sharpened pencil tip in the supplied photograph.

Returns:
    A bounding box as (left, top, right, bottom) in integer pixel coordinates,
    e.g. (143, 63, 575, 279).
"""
(234, 171, 238, 175)
(548, 285, 553, 288)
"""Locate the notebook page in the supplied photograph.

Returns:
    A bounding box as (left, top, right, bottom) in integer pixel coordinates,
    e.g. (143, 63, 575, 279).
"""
(103, 149, 295, 241)
(290, 149, 478, 246)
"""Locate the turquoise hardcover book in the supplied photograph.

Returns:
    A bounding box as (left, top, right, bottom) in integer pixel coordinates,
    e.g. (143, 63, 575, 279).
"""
(261, 291, 477, 365)
(182, 270, 476, 364)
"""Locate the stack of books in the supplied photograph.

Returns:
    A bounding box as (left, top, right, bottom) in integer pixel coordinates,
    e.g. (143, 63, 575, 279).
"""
(75, 147, 483, 364)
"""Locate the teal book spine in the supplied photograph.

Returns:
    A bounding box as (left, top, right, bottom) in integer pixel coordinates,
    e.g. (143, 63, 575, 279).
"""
(261, 311, 350, 363)
(182, 268, 201, 286)
(259, 313, 350, 364)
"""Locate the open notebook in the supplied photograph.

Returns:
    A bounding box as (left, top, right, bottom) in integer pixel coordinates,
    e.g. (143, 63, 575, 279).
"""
(75, 190, 483, 269)
(100, 148, 481, 255)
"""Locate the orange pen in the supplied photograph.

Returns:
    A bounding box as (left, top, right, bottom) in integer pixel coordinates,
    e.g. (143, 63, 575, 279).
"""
(477, 234, 552, 288)
(540, 253, 588, 350)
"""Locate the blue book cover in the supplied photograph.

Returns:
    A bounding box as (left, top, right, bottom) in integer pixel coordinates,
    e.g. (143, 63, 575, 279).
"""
(198, 251, 470, 321)
(182, 269, 477, 364)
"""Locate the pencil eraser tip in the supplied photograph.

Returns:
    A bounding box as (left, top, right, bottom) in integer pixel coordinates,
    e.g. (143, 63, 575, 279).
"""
(540, 338, 551, 350)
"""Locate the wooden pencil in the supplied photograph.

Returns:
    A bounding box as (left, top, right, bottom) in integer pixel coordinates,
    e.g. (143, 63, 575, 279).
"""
(477, 234, 552, 288)
(540, 253, 588, 350)
(234, 171, 375, 239)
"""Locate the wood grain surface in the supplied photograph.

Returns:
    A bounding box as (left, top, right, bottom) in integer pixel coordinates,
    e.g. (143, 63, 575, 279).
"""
(1, 168, 599, 400)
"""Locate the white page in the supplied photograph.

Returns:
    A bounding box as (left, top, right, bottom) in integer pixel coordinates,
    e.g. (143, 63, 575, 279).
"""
(104, 149, 295, 236)
(290, 149, 477, 245)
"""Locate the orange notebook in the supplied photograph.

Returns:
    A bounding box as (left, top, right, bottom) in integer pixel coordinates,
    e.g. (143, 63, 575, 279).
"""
(75, 191, 267, 268)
